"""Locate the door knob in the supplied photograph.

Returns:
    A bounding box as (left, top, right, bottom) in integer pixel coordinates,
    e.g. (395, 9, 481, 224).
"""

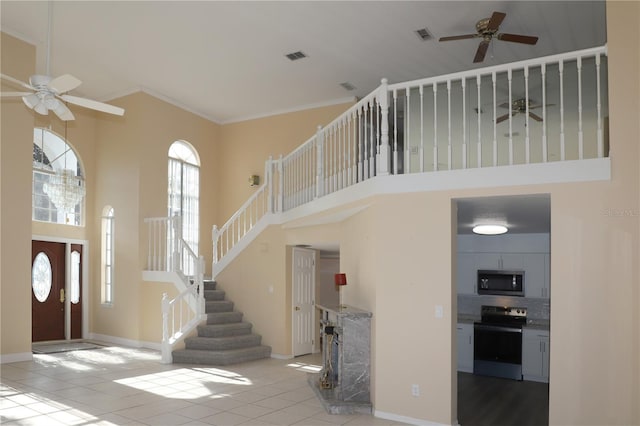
(295, 306, 301, 311)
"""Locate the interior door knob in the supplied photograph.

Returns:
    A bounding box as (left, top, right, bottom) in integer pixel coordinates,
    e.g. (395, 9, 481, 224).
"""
(295, 306, 301, 311)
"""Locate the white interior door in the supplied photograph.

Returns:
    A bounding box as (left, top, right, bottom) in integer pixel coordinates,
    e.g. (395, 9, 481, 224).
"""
(292, 247, 315, 356)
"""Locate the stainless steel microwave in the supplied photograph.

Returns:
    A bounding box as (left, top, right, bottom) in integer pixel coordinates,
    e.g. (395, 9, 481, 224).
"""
(477, 270, 524, 296)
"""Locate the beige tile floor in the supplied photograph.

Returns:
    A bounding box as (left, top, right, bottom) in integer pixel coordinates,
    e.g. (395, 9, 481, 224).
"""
(0, 343, 408, 426)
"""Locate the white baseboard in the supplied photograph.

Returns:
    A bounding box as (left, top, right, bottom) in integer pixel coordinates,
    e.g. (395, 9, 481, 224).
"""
(0, 352, 33, 364)
(374, 410, 448, 426)
(271, 353, 294, 360)
(89, 333, 162, 352)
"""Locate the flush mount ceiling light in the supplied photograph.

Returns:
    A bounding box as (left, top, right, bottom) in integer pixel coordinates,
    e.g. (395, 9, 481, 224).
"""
(472, 224, 508, 235)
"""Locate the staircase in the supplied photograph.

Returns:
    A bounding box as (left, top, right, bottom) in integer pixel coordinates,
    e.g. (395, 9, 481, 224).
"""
(171, 279, 272, 365)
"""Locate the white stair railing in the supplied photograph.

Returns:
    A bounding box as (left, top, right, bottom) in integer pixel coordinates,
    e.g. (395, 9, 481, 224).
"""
(211, 46, 608, 272)
(144, 215, 205, 363)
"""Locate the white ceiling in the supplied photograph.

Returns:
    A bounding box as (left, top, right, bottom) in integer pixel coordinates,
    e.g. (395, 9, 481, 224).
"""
(1, 1, 606, 124)
(456, 194, 551, 234)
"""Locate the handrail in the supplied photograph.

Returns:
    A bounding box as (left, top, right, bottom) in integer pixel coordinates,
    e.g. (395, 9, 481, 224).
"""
(145, 215, 205, 363)
(211, 45, 608, 274)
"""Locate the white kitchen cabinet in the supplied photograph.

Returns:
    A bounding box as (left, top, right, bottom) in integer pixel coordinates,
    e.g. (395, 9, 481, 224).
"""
(457, 323, 474, 373)
(524, 253, 550, 298)
(475, 253, 524, 270)
(456, 253, 477, 294)
(522, 329, 549, 382)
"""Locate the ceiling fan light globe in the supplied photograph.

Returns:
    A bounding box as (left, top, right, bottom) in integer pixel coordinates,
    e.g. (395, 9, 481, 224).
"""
(22, 93, 40, 109)
(34, 102, 49, 115)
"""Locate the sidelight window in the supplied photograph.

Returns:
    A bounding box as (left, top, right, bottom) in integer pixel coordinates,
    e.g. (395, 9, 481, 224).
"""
(101, 206, 114, 305)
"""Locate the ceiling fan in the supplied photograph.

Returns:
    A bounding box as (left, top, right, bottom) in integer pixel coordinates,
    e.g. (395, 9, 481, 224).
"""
(439, 11, 539, 63)
(496, 98, 554, 124)
(0, 2, 124, 121)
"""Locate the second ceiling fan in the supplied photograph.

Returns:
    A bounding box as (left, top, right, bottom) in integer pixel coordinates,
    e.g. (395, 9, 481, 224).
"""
(439, 11, 539, 63)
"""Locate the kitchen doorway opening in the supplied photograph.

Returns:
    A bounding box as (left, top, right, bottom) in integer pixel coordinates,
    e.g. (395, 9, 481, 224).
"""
(453, 194, 550, 426)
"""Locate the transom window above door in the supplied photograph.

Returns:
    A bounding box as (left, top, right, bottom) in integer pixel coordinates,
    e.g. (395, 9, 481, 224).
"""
(32, 128, 85, 226)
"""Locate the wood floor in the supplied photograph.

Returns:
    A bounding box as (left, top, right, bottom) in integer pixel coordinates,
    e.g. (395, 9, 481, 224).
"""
(457, 372, 549, 426)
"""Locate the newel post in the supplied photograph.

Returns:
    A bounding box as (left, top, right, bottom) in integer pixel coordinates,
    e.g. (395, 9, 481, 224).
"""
(376, 78, 391, 176)
(315, 125, 324, 198)
(197, 256, 205, 317)
(211, 225, 219, 272)
(161, 292, 171, 364)
(171, 214, 181, 272)
(266, 156, 274, 213)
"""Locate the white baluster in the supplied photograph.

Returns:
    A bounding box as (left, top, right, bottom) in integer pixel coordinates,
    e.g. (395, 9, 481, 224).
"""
(447, 79, 452, 170)
(492, 71, 497, 167)
(577, 56, 583, 160)
(477, 74, 482, 168)
(433, 83, 438, 171)
(357, 109, 364, 182)
(419, 84, 424, 172)
(596, 54, 603, 158)
(393, 89, 398, 174)
(462, 78, 467, 169)
(559, 60, 565, 161)
(316, 127, 324, 198)
(377, 78, 390, 176)
(508, 68, 513, 165)
(405, 87, 411, 174)
(542, 63, 548, 162)
(369, 100, 375, 178)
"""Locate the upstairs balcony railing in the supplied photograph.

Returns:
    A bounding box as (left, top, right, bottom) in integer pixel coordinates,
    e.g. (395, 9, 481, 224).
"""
(212, 45, 608, 274)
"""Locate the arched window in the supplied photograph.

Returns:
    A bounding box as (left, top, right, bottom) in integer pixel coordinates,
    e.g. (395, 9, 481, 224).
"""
(32, 128, 85, 225)
(101, 206, 114, 305)
(168, 141, 200, 259)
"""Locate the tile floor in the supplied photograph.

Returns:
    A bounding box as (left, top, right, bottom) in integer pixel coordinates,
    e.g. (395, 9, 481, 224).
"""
(0, 343, 409, 425)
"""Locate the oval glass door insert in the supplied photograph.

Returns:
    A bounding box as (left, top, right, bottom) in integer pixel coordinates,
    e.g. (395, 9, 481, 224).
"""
(32, 252, 52, 302)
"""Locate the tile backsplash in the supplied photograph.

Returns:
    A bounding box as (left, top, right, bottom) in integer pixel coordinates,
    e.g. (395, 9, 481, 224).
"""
(458, 294, 550, 320)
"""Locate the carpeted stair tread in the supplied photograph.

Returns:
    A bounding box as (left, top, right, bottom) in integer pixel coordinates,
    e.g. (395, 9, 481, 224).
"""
(205, 300, 234, 313)
(204, 290, 225, 301)
(172, 346, 272, 366)
(197, 322, 253, 337)
(185, 334, 263, 350)
(207, 311, 243, 324)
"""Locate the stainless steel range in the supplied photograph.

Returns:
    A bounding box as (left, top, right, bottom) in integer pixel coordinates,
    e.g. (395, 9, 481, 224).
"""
(473, 305, 527, 381)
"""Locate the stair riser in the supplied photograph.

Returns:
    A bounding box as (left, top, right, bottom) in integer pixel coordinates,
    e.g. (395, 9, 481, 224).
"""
(172, 347, 272, 366)
(207, 312, 243, 324)
(204, 290, 225, 301)
(203, 281, 217, 291)
(186, 335, 262, 351)
(197, 324, 253, 338)
(206, 301, 234, 313)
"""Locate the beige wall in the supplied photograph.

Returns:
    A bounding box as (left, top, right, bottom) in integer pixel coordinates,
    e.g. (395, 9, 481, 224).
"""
(217, 102, 354, 222)
(1, 33, 36, 357)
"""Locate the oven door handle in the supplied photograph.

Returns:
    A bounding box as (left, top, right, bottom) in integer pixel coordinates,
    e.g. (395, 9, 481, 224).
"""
(474, 324, 522, 333)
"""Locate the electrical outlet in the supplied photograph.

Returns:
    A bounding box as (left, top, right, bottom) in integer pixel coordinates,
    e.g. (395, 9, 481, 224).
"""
(435, 305, 444, 319)
(411, 384, 420, 397)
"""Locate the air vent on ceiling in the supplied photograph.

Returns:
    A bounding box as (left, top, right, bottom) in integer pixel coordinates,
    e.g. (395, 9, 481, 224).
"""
(285, 51, 307, 61)
(340, 82, 356, 91)
(415, 27, 433, 41)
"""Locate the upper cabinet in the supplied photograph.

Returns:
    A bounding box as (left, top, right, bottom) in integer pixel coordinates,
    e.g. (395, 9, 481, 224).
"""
(457, 234, 550, 299)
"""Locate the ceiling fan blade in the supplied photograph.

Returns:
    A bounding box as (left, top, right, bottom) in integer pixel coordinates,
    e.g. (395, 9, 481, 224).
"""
(486, 12, 506, 32)
(22, 93, 41, 109)
(495, 113, 511, 124)
(473, 40, 490, 63)
(51, 100, 75, 121)
(439, 34, 477, 42)
(49, 74, 82, 94)
(1, 91, 33, 97)
(61, 94, 125, 116)
(497, 33, 539, 45)
(1, 73, 34, 91)
(529, 112, 543, 122)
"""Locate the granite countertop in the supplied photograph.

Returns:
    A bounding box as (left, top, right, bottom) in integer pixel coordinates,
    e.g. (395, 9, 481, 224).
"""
(457, 314, 479, 324)
(316, 304, 372, 317)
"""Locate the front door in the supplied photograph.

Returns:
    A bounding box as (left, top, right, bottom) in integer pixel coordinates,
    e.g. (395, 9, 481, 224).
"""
(292, 247, 315, 356)
(32, 240, 65, 342)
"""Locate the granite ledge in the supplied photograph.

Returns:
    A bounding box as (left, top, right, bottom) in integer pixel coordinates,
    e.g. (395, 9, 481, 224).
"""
(316, 304, 372, 318)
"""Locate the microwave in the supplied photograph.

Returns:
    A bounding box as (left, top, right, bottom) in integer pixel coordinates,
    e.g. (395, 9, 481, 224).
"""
(477, 270, 524, 296)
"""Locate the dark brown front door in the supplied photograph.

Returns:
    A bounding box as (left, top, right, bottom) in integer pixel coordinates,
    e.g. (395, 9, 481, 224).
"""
(32, 240, 65, 342)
